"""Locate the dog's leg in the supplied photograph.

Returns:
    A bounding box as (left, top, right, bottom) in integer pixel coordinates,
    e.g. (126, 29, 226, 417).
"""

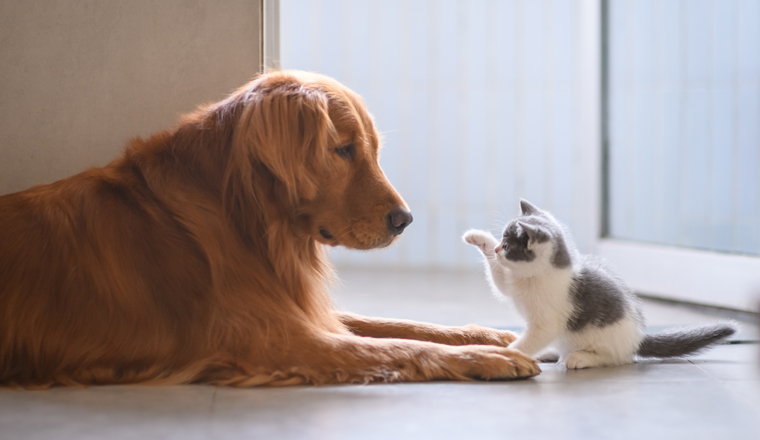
(210, 333, 540, 386)
(337, 312, 518, 347)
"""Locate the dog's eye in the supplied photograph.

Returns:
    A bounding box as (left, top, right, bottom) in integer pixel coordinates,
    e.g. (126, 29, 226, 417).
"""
(335, 144, 355, 160)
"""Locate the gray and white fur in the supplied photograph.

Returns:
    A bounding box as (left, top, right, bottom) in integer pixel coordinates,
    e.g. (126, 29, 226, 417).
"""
(463, 199, 736, 369)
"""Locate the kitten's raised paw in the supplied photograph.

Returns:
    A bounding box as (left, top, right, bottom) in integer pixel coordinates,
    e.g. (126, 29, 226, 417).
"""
(463, 230, 498, 256)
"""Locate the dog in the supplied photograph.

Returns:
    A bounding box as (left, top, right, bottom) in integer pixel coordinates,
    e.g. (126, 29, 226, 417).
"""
(0, 70, 539, 388)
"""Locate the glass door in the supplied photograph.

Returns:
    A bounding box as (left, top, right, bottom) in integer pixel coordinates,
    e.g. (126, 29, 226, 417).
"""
(599, 0, 760, 311)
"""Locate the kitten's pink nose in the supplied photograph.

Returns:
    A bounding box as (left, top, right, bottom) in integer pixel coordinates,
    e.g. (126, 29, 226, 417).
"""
(494, 245, 501, 254)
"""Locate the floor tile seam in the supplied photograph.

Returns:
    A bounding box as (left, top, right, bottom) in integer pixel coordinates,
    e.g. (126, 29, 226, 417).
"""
(207, 387, 218, 440)
(687, 358, 723, 381)
(686, 357, 756, 382)
(210, 386, 218, 415)
(688, 359, 760, 416)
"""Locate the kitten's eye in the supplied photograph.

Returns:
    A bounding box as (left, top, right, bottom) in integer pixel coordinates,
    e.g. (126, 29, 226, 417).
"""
(335, 144, 356, 160)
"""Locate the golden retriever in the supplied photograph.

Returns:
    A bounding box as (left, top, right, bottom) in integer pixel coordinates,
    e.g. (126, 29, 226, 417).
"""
(0, 70, 539, 388)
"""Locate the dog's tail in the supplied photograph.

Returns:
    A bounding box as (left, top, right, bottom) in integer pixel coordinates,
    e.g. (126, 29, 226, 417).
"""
(636, 321, 737, 358)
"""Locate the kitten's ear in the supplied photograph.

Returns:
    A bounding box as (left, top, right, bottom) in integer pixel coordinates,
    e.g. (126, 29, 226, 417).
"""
(517, 221, 547, 244)
(520, 199, 540, 216)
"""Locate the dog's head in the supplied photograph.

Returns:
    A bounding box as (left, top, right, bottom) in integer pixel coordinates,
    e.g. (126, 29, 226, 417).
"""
(226, 70, 411, 250)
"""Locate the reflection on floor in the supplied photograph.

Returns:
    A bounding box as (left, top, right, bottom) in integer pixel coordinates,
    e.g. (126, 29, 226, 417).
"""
(1, 268, 758, 440)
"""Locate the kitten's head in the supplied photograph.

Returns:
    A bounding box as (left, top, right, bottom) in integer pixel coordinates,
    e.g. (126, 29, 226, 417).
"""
(495, 199, 574, 275)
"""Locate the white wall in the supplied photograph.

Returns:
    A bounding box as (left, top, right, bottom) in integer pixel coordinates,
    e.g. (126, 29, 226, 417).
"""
(281, 0, 601, 268)
(0, 0, 262, 196)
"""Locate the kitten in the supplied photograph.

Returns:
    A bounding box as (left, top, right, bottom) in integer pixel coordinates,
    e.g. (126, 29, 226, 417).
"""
(463, 199, 736, 369)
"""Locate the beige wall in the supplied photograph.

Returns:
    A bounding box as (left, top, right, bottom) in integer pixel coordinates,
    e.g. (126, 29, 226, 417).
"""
(0, 0, 262, 195)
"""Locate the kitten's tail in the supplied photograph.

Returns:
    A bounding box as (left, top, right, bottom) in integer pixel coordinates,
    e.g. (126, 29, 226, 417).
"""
(636, 322, 737, 358)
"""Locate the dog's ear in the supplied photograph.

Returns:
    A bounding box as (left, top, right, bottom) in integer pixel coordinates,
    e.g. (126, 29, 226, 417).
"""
(228, 79, 336, 206)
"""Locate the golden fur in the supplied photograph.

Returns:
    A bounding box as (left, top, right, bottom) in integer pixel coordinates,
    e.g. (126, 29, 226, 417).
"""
(0, 71, 539, 388)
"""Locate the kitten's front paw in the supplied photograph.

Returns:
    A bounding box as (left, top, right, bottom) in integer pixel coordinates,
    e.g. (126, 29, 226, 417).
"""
(463, 230, 499, 257)
(536, 348, 561, 363)
(564, 351, 595, 370)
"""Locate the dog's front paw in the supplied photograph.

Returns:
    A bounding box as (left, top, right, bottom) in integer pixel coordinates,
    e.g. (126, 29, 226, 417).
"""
(463, 230, 499, 256)
(447, 345, 541, 380)
(459, 324, 519, 347)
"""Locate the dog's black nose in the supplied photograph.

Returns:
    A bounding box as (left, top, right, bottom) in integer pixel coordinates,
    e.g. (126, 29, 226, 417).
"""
(387, 209, 413, 235)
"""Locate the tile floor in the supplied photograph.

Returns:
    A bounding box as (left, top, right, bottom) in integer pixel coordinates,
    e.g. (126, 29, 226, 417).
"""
(1, 268, 758, 440)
